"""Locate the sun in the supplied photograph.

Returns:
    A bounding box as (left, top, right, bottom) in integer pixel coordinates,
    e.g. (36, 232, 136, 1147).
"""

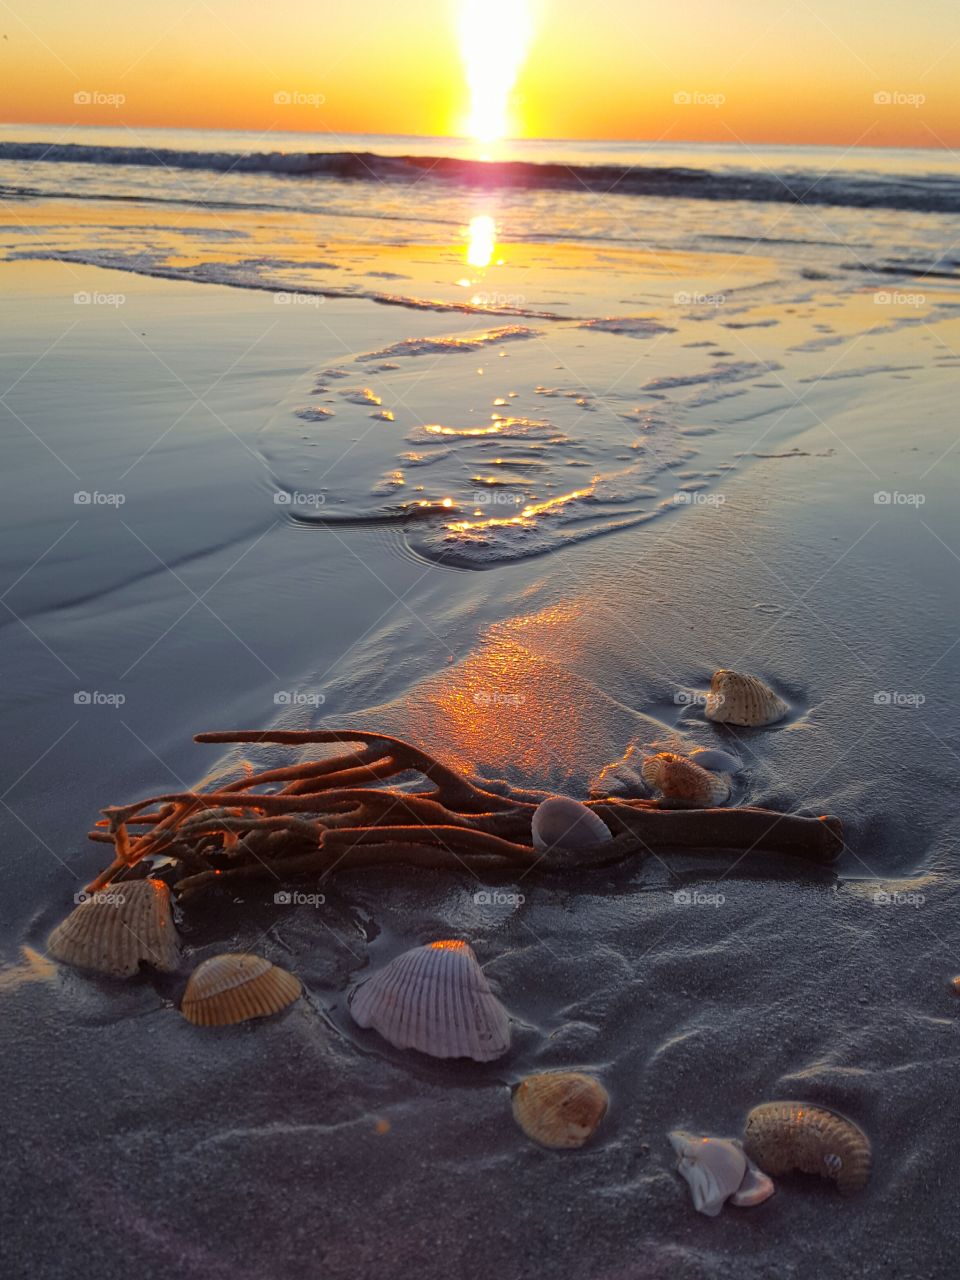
(458, 0, 533, 143)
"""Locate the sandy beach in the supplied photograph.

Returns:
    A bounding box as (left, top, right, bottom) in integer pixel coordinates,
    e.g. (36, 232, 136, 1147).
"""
(2, 230, 960, 1277)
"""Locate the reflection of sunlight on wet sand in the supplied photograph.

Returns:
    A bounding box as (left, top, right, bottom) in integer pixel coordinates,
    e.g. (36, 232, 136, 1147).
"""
(466, 214, 497, 269)
(0, 946, 57, 993)
(401, 600, 635, 783)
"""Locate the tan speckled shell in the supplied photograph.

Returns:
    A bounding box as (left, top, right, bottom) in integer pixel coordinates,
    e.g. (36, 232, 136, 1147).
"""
(513, 1072, 609, 1149)
(743, 1101, 871, 1194)
(48, 879, 179, 978)
(641, 752, 731, 807)
(181, 953, 301, 1026)
(705, 670, 790, 727)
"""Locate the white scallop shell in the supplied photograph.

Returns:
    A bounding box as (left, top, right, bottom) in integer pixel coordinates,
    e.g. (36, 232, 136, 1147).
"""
(531, 797, 612, 851)
(641, 753, 731, 807)
(48, 879, 179, 978)
(705, 670, 790, 727)
(688, 746, 742, 774)
(349, 940, 510, 1062)
(670, 1132, 773, 1215)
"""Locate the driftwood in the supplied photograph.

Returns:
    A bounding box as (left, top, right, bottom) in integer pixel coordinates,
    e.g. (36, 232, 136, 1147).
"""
(85, 729, 843, 902)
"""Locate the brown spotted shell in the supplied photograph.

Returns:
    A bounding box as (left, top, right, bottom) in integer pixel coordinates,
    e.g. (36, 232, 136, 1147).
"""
(181, 953, 301, 1026)
(512, 1071, 609, 1149)
(641, 752, 730, 807)
(705, 670, 790, 727)
(743, 1101, 871, 1194)
(48, 879, 179, 977)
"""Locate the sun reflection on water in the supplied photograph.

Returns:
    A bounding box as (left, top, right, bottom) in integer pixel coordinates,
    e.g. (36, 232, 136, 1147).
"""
(466, 213, 496, 268)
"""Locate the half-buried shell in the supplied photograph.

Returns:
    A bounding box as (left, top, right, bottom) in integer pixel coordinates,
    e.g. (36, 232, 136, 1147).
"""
(705, 670, 790, 727)
(669, 1131, 775, 1215)
(641, 752, 731, 807)
(531, 797, 612, 851)
(743, 1101, 871, 1195)
(513, 1072, 609, 1149)
(350, 940, 510, 1061)
(181, 953, 301, 1026)
(48, 879, 179, 978)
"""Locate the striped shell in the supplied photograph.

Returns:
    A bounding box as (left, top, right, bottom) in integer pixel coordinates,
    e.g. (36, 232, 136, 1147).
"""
(531, 797, 612, 851)
(705, 670, 790, 727)
(641, 752, 731, 807)
(513, 1072, 609, 1149)
(349, 940, 510, 1061)
(48, 879, 179, 978)
(743, 1101, 871, 1194)
(181, 953, 301, 1026)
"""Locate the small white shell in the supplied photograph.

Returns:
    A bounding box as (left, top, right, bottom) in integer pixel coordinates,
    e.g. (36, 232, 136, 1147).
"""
(350, 940, 510, 1062)
(531, 797, 612, 851)
(641, 753, 731, 807)
(705, 670, 790, 727)
(48, 879, 179, 978)
(730, 1160, 776, 1207)
(670, 1131, 746, 1216)
(688, 746, 742, 774)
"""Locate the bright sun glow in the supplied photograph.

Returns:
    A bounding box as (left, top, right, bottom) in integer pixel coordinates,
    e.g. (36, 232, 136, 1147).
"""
(466, 214, 496, 267)
(459, 0, 533, 142)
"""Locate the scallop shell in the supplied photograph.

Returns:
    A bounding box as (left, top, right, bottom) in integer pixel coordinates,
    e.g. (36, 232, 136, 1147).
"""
(743, 1101, 871, 1194)
(513, 1072, 609, 1149)
(349, 940, 510, 1061)
(669, 1132, 747, 1216)
(47, 879, 179, 977)
(705, 670, 790, 727)
(531, 797, 612, 851)
(181, 953, 301, 1026)
(688, 746, 742, 774)
(641, 752, 731, 807)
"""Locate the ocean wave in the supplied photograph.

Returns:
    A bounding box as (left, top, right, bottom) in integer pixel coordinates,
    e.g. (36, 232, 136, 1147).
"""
(3, 141, 959, 213)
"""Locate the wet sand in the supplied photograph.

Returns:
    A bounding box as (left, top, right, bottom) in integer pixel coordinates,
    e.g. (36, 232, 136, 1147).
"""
(2, 262, 960, 1279)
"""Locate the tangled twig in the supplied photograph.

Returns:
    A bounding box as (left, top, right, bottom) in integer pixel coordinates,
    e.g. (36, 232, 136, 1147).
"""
(85, 729, 843, 901)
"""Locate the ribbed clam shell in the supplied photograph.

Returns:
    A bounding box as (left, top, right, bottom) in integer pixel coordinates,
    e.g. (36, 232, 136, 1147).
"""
(48, 879, 179, 978)
(641, 752, 731, 807)
(531, 797, 612, 851)
(669, 1132, 747, 1217)
(513, 1072, 609, 1149)
(350, 940, 510, 1061)
(743, 1101, 871, 1194)
(705, 670, 790, 727)
(689, 746, 742, 774)
(181, 953, 301, 1026)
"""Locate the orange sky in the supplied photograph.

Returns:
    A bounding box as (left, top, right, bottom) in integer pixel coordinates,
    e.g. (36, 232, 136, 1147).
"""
(1, 0, 957, 148)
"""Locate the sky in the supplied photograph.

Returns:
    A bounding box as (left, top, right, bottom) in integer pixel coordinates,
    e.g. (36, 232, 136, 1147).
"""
(1, 0, 957, 148)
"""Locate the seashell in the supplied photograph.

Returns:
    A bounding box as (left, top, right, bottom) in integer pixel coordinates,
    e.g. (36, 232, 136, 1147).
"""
(688, 746, 742, 774)
(669, 1132, 747, 1216)
(350, 940, 510, 1061)
(512, 1072, 609, 1149)
(705, 669, 790, 727)
(743, 1101, 871, 1195)
(730, 1159, 776, 1207)
(181, 953, 301, 1026)
(48, 879, 179, 978)
(531, 797, 612, 851)
(641, 752, 731, 807)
